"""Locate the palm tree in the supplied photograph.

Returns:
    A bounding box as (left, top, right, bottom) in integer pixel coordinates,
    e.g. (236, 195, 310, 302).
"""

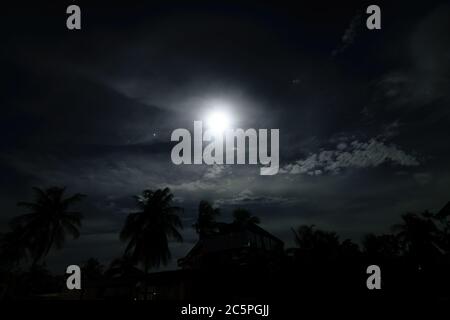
(9, 187, 85, 266)
(193, 200, 220, 239)
(392, 211, 441, 264)
(120, 188, 183, 272)
(232, 208, 260, 225)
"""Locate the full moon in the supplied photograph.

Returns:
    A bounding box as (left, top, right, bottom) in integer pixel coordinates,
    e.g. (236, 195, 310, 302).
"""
(206, 110, 232, 135)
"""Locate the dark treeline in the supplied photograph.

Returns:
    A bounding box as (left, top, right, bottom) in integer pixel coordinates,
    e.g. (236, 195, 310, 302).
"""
(0, 186, 449, 301)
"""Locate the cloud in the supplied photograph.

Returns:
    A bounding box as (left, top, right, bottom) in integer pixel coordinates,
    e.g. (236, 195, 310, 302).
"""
(332, 12, 363, 56)
(281, 139, 420, 175)
(203, 164, 226, 179)
(214, 189, 296, 207)
(414, 172, 433, 185)
(378, 121, 401, 139)
(376, 71, 449, 110)
(373, 4, 450, 112)
(168, 165, 230, 193)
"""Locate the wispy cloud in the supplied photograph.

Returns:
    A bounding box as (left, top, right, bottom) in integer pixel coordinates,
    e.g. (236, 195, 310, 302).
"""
(281, 139, 420, 175)
(168, 165, 231, 193)
(332, 12, 363, 57)
(203, 164, 226, 179)
(214, 189, 297, 207)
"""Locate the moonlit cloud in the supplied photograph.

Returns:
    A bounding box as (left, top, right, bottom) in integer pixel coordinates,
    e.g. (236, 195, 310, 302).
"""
(214, 189, 297, 207)
(281, 139, 420, 175)
(332, 12, 363, 56)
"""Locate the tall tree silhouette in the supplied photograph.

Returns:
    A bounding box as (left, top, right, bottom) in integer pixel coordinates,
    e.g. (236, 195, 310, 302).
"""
(392, 211, 442, 264)
(232, 208, 260, 225)
(194, 200, 220, 239)
(120, 188, 183, 273)
(9, 187, 84, 266)
(292, 225, 340, 261)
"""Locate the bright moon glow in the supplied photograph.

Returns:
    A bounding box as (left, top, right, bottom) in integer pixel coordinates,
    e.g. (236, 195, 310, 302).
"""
(206, 110, 232, 135)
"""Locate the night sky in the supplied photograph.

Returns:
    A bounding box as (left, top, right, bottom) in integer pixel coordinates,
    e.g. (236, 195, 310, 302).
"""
(1, 1, 450, 272)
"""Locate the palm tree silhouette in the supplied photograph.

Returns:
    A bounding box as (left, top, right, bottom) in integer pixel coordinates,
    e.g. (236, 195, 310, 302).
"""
(120, 187, 183, 276)
(232, 208, 260, 225)
(392, 211, 442, 265)
(194, 200, 220, 239)
(10, 187, 85, 266)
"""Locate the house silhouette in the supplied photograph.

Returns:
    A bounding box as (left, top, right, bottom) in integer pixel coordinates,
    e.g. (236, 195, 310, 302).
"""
(179, 222, 284, 270)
